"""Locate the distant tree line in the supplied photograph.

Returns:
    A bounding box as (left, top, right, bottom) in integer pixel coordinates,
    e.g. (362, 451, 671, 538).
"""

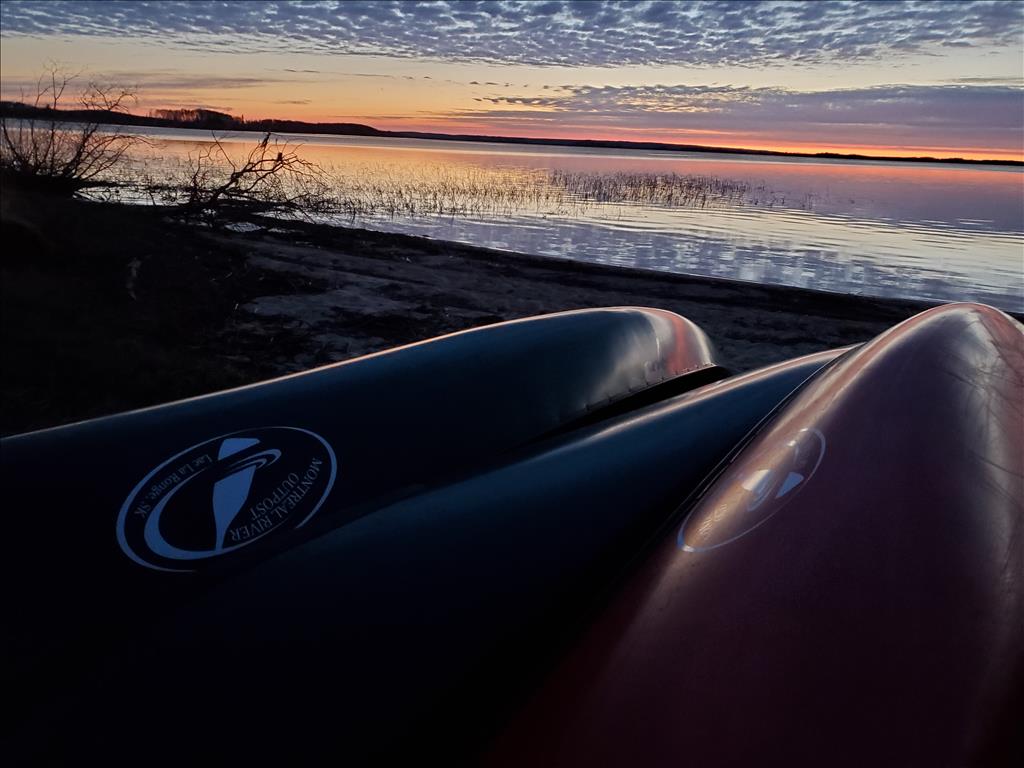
(148, 108, 241, 129)
(146, 108, 384, 137)
(1, 99, 384, 138)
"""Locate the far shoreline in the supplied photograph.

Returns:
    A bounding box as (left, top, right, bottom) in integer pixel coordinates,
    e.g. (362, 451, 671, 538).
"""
(3, 101, 1021, 167)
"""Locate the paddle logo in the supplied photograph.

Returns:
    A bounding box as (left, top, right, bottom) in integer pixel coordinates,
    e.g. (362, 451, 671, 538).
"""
(117, 427, 336, 572)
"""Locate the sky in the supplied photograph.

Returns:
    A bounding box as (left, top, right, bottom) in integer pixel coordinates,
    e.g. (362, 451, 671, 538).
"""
(1, 0, 1022, 160)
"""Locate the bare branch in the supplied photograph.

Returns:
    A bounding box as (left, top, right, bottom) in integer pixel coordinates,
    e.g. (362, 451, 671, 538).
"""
(175, 132, 335, 222)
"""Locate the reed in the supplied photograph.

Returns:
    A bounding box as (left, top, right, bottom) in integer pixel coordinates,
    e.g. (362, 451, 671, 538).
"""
(92, 149, 797, 220)
(321, 165, 763, 218)
(547, 170, 750, 207)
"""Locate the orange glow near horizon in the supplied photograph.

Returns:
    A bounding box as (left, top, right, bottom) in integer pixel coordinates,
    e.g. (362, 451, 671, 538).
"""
(364, 120, 1024, 161)
(224, 112, 1022, 163)
(170, 89, 1021, 162)
(123, 96, 1023, 163)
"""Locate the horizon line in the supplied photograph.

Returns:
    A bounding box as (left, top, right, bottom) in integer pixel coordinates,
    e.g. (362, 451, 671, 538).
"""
(2, 99, 1022, 167)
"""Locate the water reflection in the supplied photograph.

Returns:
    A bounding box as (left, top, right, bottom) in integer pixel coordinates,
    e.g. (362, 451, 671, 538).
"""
(343, 206, 1019, 309)
(123, 128, 1024, 311)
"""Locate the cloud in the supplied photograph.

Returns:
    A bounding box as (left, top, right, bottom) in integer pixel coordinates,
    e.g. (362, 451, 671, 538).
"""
(948, 76, 1024, 84)
(0, 70, 287, 92)
(1, 0, 1021, 68)
(447, 82, 1024, 149)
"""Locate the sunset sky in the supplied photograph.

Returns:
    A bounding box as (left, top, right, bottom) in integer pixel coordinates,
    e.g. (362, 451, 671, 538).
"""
(1, 0, 1022, 160)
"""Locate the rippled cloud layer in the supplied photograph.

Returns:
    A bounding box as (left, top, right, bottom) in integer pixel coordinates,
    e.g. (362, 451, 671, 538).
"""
(2, 0, 1021, 67)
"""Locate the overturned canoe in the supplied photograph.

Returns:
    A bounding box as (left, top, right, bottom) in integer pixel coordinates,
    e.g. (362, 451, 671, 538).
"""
(486, 302, 1024, 767)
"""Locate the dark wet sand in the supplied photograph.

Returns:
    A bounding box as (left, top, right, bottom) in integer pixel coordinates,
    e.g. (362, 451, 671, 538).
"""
(218, 216, 941, 373)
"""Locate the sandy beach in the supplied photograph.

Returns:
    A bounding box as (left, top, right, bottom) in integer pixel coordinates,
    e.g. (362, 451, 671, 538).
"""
(1, 194, 952, 434)
(224, 216, 939, 371)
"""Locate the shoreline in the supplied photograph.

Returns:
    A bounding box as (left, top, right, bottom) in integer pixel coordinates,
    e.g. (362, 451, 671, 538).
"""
(289, 217, 958, 309)
(1, 192, 1009, 435)
(218, 214, 971, 376)
(3, 103, 1021, 166)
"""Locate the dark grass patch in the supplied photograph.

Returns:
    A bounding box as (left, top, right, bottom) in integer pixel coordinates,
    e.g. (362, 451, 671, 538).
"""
(0, 189, 325, 435)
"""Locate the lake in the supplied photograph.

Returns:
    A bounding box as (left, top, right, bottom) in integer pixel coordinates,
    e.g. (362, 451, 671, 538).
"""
(123, 126, 1024, 312)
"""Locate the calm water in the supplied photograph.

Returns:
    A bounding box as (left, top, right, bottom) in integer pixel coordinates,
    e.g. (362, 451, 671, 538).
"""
(124, 126, 1024, 312)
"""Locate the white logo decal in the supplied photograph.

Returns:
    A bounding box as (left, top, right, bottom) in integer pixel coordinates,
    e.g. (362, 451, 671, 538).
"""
(117, 427, 337, 572)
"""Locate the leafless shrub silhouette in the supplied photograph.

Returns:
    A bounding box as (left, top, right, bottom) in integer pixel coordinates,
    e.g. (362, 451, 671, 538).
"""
(0, 66, 143, 195)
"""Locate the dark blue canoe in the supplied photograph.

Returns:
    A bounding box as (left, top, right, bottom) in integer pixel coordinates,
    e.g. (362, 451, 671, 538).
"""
(2, 307, 840, 763)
